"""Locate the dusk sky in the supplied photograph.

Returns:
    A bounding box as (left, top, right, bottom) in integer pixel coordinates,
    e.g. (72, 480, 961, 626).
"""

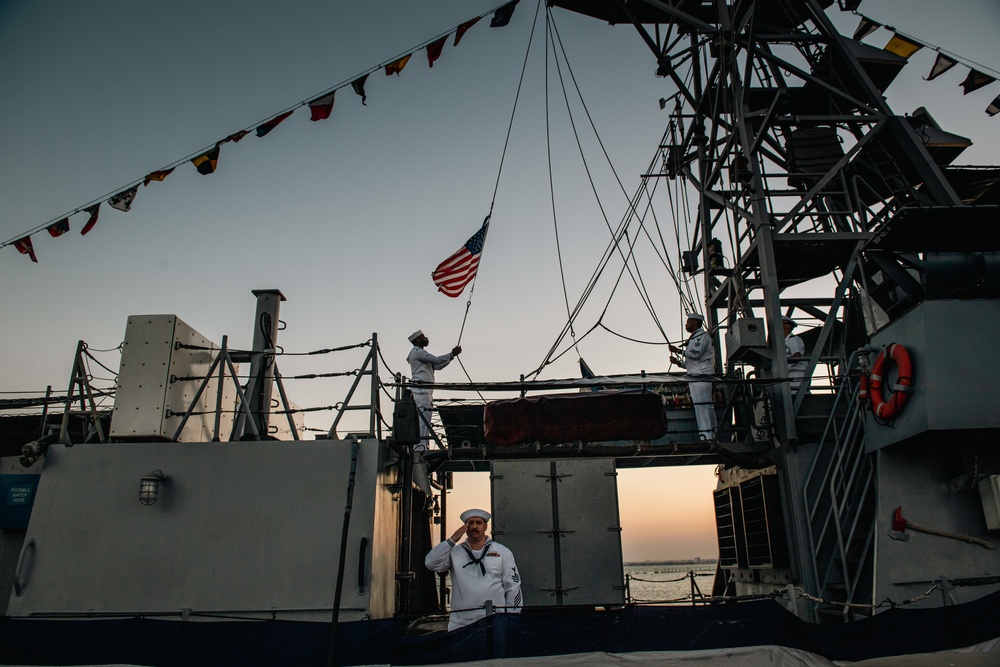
(1, 0, 997, 561)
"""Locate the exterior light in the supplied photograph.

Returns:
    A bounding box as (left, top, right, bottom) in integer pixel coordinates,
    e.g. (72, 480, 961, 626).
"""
(139, 470, 165, 506)
(19, 434, 58, 468)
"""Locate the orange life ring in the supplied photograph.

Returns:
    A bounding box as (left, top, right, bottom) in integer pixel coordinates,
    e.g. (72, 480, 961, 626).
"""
(869, 343, 914, 420)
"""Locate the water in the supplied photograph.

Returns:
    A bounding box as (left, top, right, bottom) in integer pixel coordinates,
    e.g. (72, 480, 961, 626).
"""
(439, 561, 720, 610)
(624, 562, 718, 604)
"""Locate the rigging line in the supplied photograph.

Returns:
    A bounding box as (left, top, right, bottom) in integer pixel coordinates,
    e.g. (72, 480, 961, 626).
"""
(543, 9, 579, 351)
(456, 0, 543, 350)
(534, 178, 661, 374)
(547, 13, 667, 332)
(2, 2, 518, 250)
(456, 357, 486, 402)
(532, 113, 679, 372)
(597, 322, 669, 346)
(544, 16, 664, 333)
(535, 205, 660, 378)
(533, 214, 632, 374)
(665, 104, 701, 313)
(525, 321, 601, 378)
(488, 0, 544, 209)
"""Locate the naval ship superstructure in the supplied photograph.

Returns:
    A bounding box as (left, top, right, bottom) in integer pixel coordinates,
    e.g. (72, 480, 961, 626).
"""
(2, 1, 1000, 664)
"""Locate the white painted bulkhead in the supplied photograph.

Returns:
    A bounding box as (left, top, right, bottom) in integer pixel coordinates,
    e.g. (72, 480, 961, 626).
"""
(7, 438, 398, 622)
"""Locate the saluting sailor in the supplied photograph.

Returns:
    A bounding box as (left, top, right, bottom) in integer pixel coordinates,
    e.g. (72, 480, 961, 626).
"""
(424, 508, 522, 631)
(668, 312, 718, 441)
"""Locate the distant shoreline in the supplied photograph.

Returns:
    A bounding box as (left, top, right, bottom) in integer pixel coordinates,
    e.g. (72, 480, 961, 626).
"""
(624, 559, 717, 566)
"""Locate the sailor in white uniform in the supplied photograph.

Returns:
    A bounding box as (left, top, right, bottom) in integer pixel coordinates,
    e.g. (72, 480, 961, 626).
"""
(424, 508, 522, 631)
(782, 316, 808, 391)
(406, 329, 461, 451)
(669, 313, 718, 440)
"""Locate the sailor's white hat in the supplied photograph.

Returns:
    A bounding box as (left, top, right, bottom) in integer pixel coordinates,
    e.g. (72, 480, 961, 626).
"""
(408, 329, 424, 343)
(781, 316, 797, 328)
(460, 508, 491, 523)
(685, 312, 705, 323)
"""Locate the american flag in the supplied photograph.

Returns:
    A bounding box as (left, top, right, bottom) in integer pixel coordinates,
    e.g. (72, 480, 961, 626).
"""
(432, 220, 489, 297)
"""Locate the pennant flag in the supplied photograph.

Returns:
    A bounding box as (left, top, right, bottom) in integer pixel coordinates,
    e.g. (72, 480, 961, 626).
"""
(853, 17, 881, 40)
(222, 129, 250, 144)
(431, 218, 489, 297)
(143, 167, 175, 186)
(351, 74, 369, 105)
(384, 54, 412, 76)
(884, 34, 923, 59)
(490, 0, 519, 28)
(108, 185, 138, 212)
(256, 110, 294, 137)
(14, 236, 37, 263)
(47, 218, 70, 237)
(988, 94, 1000, 117)
(454, 17, 480, 46)
(962, 69, 996, 95)
(308, 91, 336, 121)
(80, 203, 101, 235)
(926, 53, 958, 81)
(192, 145, 220, 175)
(426, 36, 447, 68)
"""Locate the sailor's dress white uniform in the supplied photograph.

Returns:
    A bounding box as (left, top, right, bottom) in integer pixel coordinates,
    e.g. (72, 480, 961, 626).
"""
(785, 333, 807, 390)
(674, 326, 717, 439)
(424, 538, 522, 631)
(406, 346, 455, 450)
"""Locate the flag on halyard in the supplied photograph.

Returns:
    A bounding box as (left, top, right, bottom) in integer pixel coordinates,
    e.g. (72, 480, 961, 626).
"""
(884, 34, 922, 59)
(490, 0, 519, 28)
(352, 74, 369, 105)
(432, 218, 489, 297)
(108, 185, 138, 212)
(426, 36, 447, 67)
(962, 69, 995, 95)
(853, 17, 880, 40)
(192, 145, 220, 175)
(222, 129, 250, 144)
(988, 94, 1000, 117)
(256, 111, 294, 137)
(309, 92, 336, 121)
(47, 218, 70, 237)
(143, 167, 175, 186)
(14, 236, 37, 262)
(385, 54, 412, 76)
(81, 203, 101, 235)
(926, 53, 958, 81)
(454, 17, 480, 46)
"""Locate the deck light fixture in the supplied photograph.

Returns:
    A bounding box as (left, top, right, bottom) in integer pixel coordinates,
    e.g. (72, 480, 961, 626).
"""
(139, 470, 165, 506)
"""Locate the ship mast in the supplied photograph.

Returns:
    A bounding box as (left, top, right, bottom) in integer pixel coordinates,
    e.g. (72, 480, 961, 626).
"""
(552, 0, 996, 615)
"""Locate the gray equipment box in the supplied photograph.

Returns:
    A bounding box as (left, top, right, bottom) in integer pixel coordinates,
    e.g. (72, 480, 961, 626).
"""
(111, 315, 239, 442)
(491, 459, 625, 607)
(726, 318, 767, 362)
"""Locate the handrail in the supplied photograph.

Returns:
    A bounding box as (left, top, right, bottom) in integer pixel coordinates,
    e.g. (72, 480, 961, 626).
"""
(802, 345, 873, 608)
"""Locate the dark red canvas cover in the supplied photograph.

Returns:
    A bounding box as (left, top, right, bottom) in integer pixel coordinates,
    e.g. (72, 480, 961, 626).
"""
(483, 392, 666, 446)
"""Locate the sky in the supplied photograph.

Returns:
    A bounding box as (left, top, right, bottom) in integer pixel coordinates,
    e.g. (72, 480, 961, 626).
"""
(1, 0, 997, 562)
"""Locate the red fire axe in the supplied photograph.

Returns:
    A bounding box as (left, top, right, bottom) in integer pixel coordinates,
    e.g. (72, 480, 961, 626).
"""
(891, 506, 994, 550)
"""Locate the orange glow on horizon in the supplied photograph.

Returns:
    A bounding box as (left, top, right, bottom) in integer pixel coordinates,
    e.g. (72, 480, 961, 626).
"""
(442, 464, 720, 562)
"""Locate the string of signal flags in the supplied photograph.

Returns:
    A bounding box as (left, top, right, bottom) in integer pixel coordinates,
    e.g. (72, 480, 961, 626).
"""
(852, 12, 1000, 107)
(4, 0, 521, 264)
